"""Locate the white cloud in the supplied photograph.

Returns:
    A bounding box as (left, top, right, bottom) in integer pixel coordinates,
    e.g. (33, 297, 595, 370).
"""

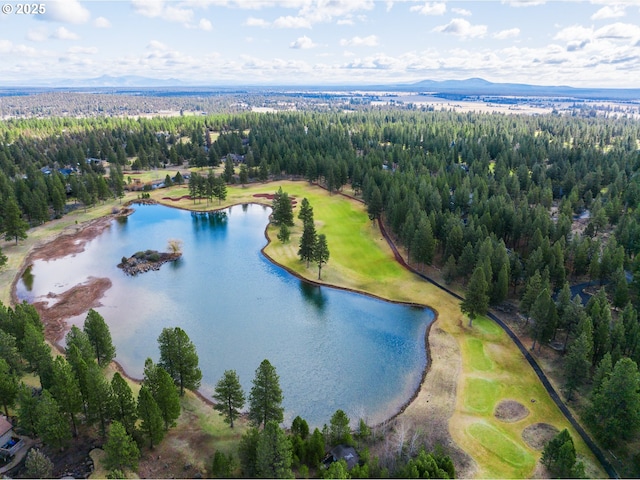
(595, 22, 640, 40)
(197, 18, 213, 30)
(26, 28, 48, 42)
(409, 2, 447, 16)
(52, 27, 80, 41)
(591, 5, 626, 20)
(289, 35, 318, 49)
(340, 35, 379, 47)
(68, 46, 98, 55)
(502, 0, 546, 6)
(132, 0, 195, 26)
(337, 18, 354, 26)
(94, 17, 112, 28)
(0, 40, 38, 56)
(245, 16, 270, 27)
(433, 19, 487, 39)
(273, 16, 312, 28)
(297, 0, 374, 25)
(452, 7, 472, 16)
(40, 0, 90, 24)
(493, 28, 520, 40)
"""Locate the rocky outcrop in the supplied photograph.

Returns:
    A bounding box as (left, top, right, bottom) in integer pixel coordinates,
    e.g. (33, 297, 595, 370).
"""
(118, 250, 181, 276)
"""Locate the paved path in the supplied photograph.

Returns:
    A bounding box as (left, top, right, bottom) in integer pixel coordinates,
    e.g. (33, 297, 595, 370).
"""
(0, 437, 36, 476)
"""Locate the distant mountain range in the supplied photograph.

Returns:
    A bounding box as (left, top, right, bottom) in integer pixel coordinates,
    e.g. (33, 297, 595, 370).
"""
(2, 76, 639, 101)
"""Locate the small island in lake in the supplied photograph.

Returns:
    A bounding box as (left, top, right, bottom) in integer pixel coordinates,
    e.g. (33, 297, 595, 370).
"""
(118, 239, 183, 276)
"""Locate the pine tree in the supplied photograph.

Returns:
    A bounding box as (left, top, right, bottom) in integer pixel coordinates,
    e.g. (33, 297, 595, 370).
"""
(137, 385, 165, 449)
(256, 421, 293, 479)
(36, 390, 72, 449)
(563, 332, 592, 400)
(298, 215, 317, 268)
(144, 361, 181, 430)
(2, 195, 28, 244)
(50, 357, 82, 437)
(102, 421, 140, 473)
(24, 448, 53, 479)
(213, 369, 245, 428)
(314, 234, 330, 280)
(83, 309, 116, 367)
(460, 266, 489, 327)
(157, 327, 202, 395)
(0, 358, 18, 417)
(248, 359, 284, 428)
(272, 187, 294, 227)
(110, 372, 138, 436)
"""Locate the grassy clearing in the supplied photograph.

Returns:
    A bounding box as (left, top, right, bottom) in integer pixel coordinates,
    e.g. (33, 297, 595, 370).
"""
(468, 422, 534, 474)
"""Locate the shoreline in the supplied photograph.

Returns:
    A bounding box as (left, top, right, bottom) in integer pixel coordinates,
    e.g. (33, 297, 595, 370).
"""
(10, 199, 445, 433)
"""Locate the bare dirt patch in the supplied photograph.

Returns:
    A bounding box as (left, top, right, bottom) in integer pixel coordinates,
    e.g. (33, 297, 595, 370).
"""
(522, 423, 559, 450)
(494, 400, 529, 423)
(32, 276, 112, 343)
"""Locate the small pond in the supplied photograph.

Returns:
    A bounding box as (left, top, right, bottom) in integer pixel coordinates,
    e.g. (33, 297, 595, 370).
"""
(17, 203, 434, 426)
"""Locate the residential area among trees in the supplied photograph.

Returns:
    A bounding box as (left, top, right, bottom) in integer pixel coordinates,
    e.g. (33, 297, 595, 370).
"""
(1, 105, 640, 476)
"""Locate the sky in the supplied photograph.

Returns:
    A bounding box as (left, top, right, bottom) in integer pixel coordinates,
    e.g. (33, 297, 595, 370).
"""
(0, 0, 639, 88)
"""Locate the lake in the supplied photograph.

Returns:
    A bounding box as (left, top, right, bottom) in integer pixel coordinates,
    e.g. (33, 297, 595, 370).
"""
(17, 203, 434, 427)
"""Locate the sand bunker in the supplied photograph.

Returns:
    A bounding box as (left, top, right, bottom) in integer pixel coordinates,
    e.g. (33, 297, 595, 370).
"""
(522, 423, 559, 450)
(494, 400, 529, 423)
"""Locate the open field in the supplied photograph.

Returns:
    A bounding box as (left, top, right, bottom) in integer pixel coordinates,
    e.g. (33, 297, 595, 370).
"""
(2, 180, 607, 478)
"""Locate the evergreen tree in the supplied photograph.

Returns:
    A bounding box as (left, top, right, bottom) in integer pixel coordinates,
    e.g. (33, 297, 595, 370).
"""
(248, 359, 284, 428)
(2, 195, 28, 244)
(36, 390, 72, 449)
(83, 309, 116, 367)
(314, 233, 330, 280)
(0, 358, 18, 417)
(587, 357, 640, 446)
(530, 288, 558, 352)
(298, 198, 313, 224)
(213, 369, 245, 428)
(157, 327, 202, 395)
(541, 429, 585, 478)
(102, 421, 140, 473)
(277, 224, 290, 243)
(272, 187, 294, 227)
(142, 358, 181, 429)
(50, 357, 82, 437)
(299, 214, 317, 268)
(137, 385, 165, 449)
(239, 427, 260, 477)
(329, 409, 353, 446)
(110, 372, 138, 436)
(563, 332, 592, 400)
(17, 383, 39, 437)
(256, 420, 293, 479)
(367, 186, 383, 222)
(85, 361, 113, 437)
(460, 266, 489, 327)
(24, 448, 53, 479)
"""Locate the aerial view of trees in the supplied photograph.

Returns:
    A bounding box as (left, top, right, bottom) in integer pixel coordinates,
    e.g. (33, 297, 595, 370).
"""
(1, 102, 640, 477)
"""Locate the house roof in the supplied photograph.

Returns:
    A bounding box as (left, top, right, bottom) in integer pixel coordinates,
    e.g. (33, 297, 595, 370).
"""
(0, 417, 13, 437)
(330, 445, 359, 470)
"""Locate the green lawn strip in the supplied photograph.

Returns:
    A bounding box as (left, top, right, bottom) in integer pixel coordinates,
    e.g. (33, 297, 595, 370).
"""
(464, 377, 500, 414)
(464, 338, 494, 372)
(467, 421, 535, 478)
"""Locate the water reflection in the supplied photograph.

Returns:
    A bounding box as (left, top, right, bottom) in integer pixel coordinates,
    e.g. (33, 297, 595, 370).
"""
(21, 266, 34, 292)
(300, 280, 326, 311)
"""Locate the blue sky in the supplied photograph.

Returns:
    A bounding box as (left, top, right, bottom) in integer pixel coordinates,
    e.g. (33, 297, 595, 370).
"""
(1, 0, 639, 87)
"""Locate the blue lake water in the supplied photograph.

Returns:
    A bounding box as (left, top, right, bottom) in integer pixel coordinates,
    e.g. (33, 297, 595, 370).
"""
(17, 203, 434, 427)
